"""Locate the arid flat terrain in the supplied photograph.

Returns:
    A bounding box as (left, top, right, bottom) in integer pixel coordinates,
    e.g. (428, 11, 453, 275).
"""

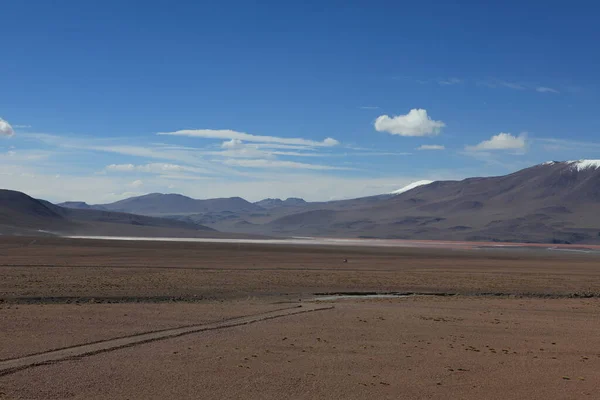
(1, 236, 600, 399)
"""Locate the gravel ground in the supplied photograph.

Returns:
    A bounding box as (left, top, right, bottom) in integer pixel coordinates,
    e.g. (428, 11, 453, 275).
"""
(1, 236, 600, 399)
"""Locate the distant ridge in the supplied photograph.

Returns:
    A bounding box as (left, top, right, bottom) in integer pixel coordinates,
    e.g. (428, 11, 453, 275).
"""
(0, 189, 219, 237)
(57, 201, 105, 210)
(254, 198, 307, 209)
(60, 193, 264, 215)
(52, 160, 600, 244)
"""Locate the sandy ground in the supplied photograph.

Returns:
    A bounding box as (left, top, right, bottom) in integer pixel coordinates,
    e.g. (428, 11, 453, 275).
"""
(0, 301, 281, 361)
(2, 236, 600, 299)
(1, 236, 600, 399)
(2, 297, 599, 399)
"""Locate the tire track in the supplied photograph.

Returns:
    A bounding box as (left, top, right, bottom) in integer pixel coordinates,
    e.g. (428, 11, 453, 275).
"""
(0, 304, 333, 377)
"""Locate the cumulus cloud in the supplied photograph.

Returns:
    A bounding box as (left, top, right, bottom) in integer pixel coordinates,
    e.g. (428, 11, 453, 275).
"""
(417, 144, 445, 150)
(222, 139, 243, 149)
(0, 118, 15, 137)
(130, 180, 144, 188)
(158, 129, 340, 147)
(466, 133, 527, 151)
(536, 86, 559, 94)
(374, 109, 445, 137)
(222, 158, 351, 170)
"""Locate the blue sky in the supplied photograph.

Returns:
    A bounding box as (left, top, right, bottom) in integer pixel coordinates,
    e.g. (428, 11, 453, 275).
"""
(1, 0, 599, 202)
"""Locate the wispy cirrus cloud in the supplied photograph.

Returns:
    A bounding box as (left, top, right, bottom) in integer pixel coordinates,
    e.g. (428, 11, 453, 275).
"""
(0, 127, 481, 203)
(406, 77, 568, 95)
(417, 144, 445, 150)
(213, 139, 326, 159)
(478, 80, 564, 94)
(222, 158, 353, 170)
(157, 128, 340, 147)
(499, 81, 526, 90)
(23, 131, 386, 177)
(407, 77, 463, 86)
(477, 80, 526, 90)
(105, 163, 209, 174)
(437, 78, 462, 86)
(536, 86, 559, 94)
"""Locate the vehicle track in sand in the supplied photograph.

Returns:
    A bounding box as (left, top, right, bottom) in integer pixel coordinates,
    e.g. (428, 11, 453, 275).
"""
(0, 304, 333, 377)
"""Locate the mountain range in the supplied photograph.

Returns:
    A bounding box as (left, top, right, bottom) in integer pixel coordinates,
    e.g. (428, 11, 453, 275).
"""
(4, 160, 600, 243)
(0, 190, 249, 238)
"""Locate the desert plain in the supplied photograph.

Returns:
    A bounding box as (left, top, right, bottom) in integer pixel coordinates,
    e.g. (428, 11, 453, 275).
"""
(1, 236, 600, 399)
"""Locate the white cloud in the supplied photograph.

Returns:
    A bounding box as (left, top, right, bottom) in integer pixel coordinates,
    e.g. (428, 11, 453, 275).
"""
(158, 175, 209, 181)
(215, 144, 273, 159)
(13, 125, 32, 129)
(374, 109, 445, 137)
(417, 144, 445, 150)
(359, 106, 379, 110)
(25, 134, 339, 176)
(106, 163, 207, 174)
(500, 81, 525, 90)
(56, 142, 238, 175)
(212, 140, 328, 159)
(438, 78, 462, 86)
(158, 129, 340, 147)
(466, 133, 527, 151)
(0, 155, 466, 203)
(0, 149, 54, 162)
(0, 118, 15, 137)
(222, 159, 351, 170)
(253, 143, 318, 150)
(6, 126, 488, 203)
(107, 163, 135, 171)
(222, 139, 243, 149)
(479, 80, 561, 93)
(130, 180, 144, 188)
(536, 86, 559, 94)
(323, 138, 339, 146)
(477, 80, 526, 90)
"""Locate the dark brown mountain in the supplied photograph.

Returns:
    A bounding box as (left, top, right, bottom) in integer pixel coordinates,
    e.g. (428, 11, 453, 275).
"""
(254, 198, 308, 209)
(62, 193, 264, 216)
(0, 190, 66, 232)
(0, 189, 220, 237)
(200, 160, 600, 244)
(57, 201, 106, 211)
(51, 160, 600, 244)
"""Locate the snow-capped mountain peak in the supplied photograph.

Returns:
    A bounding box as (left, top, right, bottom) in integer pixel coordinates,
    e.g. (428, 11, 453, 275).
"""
(391, 180, 434, 195)
(539, 160, 600, 171)
(567, 160, 600, 171)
